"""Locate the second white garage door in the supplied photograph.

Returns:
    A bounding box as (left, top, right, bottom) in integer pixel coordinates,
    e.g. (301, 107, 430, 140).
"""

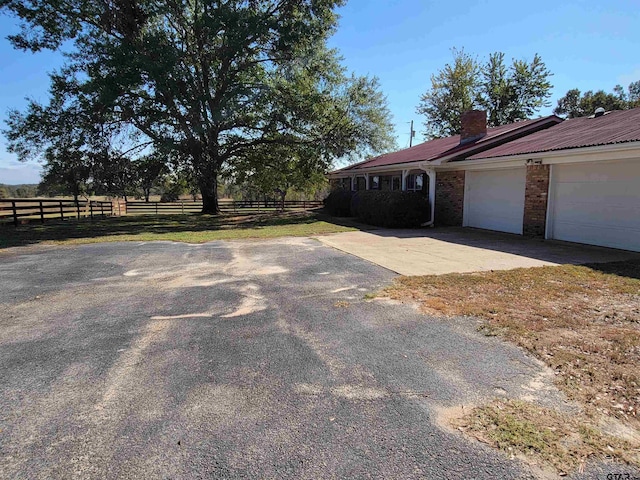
(464, 168, 526, 234)
(549, 160, 640, 252)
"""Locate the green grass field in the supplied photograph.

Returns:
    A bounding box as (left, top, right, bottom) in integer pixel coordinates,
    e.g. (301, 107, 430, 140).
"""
(0, 212, 357, 249)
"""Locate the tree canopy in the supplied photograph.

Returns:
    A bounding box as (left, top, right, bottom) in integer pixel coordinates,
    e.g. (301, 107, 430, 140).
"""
(553, 81, 640, 118)
(2, 0, 395, 213)
(416, 49, 553, 138)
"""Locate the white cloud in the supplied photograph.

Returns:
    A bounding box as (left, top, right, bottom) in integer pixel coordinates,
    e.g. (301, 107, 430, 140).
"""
(0, 163, 42, 184)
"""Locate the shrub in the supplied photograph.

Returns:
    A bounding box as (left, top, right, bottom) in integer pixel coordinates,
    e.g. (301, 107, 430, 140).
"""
(323, 189, 355, 217)
(350, 190, 430, 228)
(160, 191, 180, 202)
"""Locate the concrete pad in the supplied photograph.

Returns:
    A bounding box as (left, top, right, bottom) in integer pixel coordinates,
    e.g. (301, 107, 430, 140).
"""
(316, 227, 640, 276)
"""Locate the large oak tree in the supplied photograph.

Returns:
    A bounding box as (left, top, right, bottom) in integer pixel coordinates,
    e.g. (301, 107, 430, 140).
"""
(2, 0, 395, 213)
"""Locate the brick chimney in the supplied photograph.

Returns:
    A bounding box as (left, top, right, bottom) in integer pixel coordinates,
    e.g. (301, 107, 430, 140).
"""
(460, 110, 487, 144)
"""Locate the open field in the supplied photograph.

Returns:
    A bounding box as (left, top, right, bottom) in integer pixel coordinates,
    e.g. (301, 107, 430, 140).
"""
(0, 211, 356, 249)
(383, 262, 640, 472)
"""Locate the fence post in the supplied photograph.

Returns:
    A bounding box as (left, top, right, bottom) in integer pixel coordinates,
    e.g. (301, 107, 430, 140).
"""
(76, 201, 81, 219)
(59, 201, 64, 220)
(90, 202, 94, 220)
(155, 202, 158, 215)
(39, 201, 45, 223)
(181, 201, 184, 214)
(100, 202, 104, 217)
(12, 201, 18, 227)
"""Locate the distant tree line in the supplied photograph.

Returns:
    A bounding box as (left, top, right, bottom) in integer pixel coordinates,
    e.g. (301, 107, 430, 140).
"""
(553, 81, 640, 118)
(0, 171, 328, 205)
(0, 184, 38, 199)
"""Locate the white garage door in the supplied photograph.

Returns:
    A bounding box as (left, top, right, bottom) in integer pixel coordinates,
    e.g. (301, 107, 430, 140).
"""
(549, 160, 640, 252)
(464, 168, 526, 234)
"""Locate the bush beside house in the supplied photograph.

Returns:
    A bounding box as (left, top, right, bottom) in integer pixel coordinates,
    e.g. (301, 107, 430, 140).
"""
(323, 190, 355, 217)
(350, 191, 430, 228)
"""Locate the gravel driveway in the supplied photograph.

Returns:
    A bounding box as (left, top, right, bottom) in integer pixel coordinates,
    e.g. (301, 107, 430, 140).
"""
(0, 238, 609, 479)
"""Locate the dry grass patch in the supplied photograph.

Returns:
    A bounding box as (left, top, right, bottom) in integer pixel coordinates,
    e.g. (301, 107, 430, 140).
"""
(455, 399, 639, 474)
(384, 261, 640, 472)
(385, 262, 640, 428)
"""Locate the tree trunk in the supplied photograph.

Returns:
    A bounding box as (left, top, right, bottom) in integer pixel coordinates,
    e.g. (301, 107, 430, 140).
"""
(195, 148, 221, 214)
(199, 177, 220, 214)
(279, 190, 286, 211)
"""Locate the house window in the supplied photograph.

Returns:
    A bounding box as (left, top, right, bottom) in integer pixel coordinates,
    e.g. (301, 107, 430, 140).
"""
(371, 176, 380, 190)
(355, 177, 366, 191)
(392, 176, 401, 191)
(406, 173, 423, 191)
(335, 178, 350, 190)
(406, 173, 427, 193)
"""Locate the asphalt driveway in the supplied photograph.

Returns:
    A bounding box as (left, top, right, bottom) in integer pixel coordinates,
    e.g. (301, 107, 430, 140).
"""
(317, 227, 640, 275)
(0, 238, 619, 479)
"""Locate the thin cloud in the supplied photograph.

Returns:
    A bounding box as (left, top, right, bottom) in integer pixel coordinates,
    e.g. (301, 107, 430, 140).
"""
(618, 68, 640, 87)
(0, 164, 42, 184)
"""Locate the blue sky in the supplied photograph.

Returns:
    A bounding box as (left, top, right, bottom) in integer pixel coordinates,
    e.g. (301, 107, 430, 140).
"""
(1, 0, 639, 184)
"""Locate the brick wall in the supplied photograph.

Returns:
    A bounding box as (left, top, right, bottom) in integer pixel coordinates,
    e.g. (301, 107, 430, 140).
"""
(435, 171, 465, 226)
(523, 164, 550, 237)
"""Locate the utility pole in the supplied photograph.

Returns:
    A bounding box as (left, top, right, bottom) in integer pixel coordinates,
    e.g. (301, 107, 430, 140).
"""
(409, 120, 416, 147)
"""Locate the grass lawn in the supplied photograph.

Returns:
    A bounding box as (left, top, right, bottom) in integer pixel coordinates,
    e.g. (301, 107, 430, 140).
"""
(0, 211, 356, 249)
(383, 262, 640, 472)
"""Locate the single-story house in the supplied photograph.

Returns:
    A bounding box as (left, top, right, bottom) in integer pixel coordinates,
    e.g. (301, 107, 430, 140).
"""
(328, 107, 640, 252)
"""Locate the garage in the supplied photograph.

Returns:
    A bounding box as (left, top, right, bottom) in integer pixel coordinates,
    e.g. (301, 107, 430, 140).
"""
(463, 167, 526, 234)
(548, 160, 640, 252)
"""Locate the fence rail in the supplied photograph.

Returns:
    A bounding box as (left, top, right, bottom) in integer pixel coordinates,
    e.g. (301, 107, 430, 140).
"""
(1, 198, 323, 226)
(0, 198, 115, 226)
(125, 199, 323, 215)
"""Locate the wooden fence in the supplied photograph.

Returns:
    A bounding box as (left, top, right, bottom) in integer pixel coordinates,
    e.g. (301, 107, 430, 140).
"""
(125, 199, 323, 215)
(0, 198, 116, 226)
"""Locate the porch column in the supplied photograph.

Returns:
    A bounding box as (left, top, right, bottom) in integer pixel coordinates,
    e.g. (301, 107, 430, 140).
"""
(418, 165, 437, 224)
(401, 169, 409, 191)
(350, 176, 355, 191)
(427, 169, 436, 224)
(364, 173, 370, 190)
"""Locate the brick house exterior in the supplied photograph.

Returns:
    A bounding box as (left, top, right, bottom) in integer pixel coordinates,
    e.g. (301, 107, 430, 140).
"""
(523, 164, 550, 237)
(434, 171, 465, 227)
(327, 111, 563, 228)
(328, 108, 640, 252)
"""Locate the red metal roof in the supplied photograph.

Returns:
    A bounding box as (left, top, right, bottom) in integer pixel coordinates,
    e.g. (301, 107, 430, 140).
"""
(332, 115, 562, 173)
(469, 108, 640, 160)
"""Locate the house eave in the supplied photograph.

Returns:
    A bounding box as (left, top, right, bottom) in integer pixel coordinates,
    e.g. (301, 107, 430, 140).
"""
(445, 141, 640, 169)
(327, 160, 434, 177)
(328, 115, 564, 177)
